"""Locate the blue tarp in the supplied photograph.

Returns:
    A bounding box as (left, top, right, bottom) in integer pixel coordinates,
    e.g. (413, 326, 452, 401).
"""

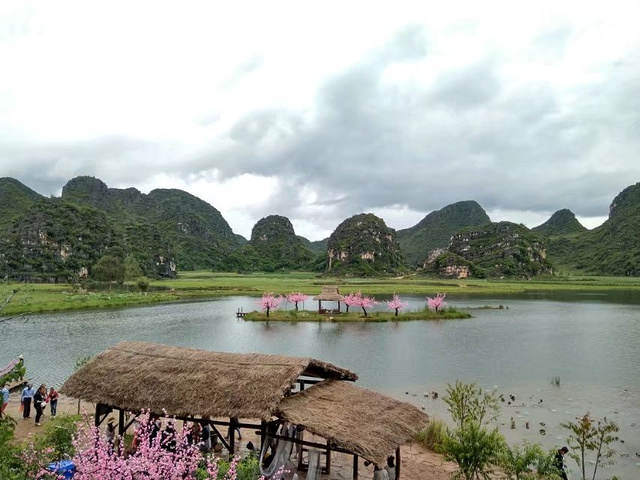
(47, 460, 75, 479)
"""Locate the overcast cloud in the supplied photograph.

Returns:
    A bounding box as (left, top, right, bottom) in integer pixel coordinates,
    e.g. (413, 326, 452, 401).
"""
(1, 0, 639, 239)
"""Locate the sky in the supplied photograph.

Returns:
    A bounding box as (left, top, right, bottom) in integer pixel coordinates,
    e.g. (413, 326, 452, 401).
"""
(1, 0, 639, 240)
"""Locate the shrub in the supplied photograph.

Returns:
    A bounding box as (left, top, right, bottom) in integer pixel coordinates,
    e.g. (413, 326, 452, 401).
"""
(415, 418, 447, 451)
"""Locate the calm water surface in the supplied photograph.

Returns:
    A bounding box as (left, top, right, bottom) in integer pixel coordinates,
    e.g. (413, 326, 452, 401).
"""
(2, 293, 639, 477)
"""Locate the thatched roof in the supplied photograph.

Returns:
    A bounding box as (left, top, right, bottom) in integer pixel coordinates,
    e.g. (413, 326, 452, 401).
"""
(275, 380, 429, 466)
(313, 285, 344, 301)
(61, 342, 357, 420)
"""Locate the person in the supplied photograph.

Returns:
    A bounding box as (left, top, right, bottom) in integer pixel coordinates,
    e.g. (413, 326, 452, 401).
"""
(226, 416, 242, 440)
(201, 421, 212, 452)
(47, 386, 59, 417)
(385, 456, 396, 480)
(21, 383, 35, 419)
(373, 465, 389, 480)
(162, 422, 177, 453)
(1, 384, 9, 418)
(555, 446, 569, 480)
(33, 384, 47, 426)
(106, 418, 116, 445)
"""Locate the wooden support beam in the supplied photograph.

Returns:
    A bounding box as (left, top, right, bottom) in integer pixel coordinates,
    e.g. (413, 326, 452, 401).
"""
(210, 423, 230, 452)
(353, 455, 359, 479)
(326, 439, 332, 475)
(396, 446, 401, 480)
(228, 417, 236, 455)
(118, 409, 125, 436)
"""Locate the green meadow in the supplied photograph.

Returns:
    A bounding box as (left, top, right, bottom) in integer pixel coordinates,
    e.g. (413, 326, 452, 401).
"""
(2, 271, 640, 317)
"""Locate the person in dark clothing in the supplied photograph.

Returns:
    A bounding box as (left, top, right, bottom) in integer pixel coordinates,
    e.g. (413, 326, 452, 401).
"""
(34, 384, 47, 426)
(555, 446, 569, 480)
(226, 416, 242, 440)
(162, 423, 177, 453)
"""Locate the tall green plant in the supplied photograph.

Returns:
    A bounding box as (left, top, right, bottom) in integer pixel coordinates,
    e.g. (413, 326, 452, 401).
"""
(499, 442, 561, 480)
(440, 420, 504, 480)
(561, 413, 619, 480)
(444, 381, 499, 428)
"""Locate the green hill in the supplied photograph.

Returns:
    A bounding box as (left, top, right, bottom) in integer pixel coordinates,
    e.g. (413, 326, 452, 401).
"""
(443, 221, 553, 278)
(532, 209, 587, 237)
(62, 176, 240, 270)
(0, 178, 44, 231)
(397, 201, 491, 266)
(555, 182, 640, 275)
(326, 213, 406, 275)
(241, 215, 315, 271)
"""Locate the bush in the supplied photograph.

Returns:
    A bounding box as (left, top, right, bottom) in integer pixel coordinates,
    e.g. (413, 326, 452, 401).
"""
(416, 418, 447, 451)
(439, 421, 505, 480)
(34, 415, 81, 460)
(499, 441, 561, 480)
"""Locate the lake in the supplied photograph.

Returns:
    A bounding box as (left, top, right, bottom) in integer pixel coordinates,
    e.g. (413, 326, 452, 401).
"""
(2, 292, 639, 477)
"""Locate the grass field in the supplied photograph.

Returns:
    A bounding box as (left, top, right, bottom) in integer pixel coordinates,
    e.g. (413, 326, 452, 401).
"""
(2, 271, 640, 317)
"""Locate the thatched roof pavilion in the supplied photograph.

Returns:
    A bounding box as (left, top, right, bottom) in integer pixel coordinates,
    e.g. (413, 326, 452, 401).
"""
(61, 341, 429, 478)
(276, 380, 429, 466)
(61, 341, 356, 420)
(312, 285, 345, 313)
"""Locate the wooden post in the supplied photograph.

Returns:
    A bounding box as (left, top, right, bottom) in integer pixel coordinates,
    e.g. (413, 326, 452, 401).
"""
(338, 301, 341, 312)
(318, 300, 321, 313)
(326, 439, 331, 475)
(260, 420, 266, 451)
(118, 408, 125, 436)
(94, 404, 101, 427)
(396, 446, 401, 480)
(353, 454, 359, 479)
(228, 418, 235, 455)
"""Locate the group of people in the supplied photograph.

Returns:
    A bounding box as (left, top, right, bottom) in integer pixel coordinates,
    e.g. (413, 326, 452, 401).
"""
(19, 383, 59, 426)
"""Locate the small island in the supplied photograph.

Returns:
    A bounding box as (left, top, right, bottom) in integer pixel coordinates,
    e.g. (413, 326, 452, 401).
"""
(242, 287, 472, 322)
(243, 308, 471, 322)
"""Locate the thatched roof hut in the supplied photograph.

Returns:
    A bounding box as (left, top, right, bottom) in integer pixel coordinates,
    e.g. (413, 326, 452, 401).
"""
(312, 285, 344, 301)
(276, 380, 429, 466)
(61, 341, 356, 419)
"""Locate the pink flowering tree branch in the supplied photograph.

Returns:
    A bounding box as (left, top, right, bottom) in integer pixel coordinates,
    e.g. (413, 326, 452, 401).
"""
(427, 293, 447, 312)
(285, 292, 308, 311)
(260, 292, 283, 317)
(385, 294, 408, 317)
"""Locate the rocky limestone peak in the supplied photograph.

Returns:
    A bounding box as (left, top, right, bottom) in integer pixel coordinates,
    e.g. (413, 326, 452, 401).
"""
(250, 215, 296, 244)
(532, 209, 586, 236)
(609, 182, 640, 220)
(326, 213, 405, 274)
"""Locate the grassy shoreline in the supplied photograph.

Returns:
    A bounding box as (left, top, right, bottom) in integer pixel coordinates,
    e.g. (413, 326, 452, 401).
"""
(243, 308, 472, 322)
(2, 271, 640, 317)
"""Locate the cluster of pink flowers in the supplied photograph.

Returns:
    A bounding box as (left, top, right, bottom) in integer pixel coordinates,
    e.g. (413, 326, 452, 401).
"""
(427, 293, 447, 312)
(285, 292, 308, 311)
(260, 292, 283, 317)
(33, 412, 265, 480)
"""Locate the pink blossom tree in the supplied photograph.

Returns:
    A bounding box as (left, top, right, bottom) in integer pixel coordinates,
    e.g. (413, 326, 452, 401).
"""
(427, 293, 447, 312)
(342, 292, 360, 313)
(260, 292, 282, 317)
(385, 294, 408, 317)
(286, 292, 308, 311)
(351, 292, 377, 316)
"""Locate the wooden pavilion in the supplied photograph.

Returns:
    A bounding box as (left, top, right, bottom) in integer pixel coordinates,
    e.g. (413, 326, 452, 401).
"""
(312, 285, 345, 314)
(61, 341, 429, 479)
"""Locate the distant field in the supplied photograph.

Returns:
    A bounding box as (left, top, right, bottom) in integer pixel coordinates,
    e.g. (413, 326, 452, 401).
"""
(2, 271, 640, 316)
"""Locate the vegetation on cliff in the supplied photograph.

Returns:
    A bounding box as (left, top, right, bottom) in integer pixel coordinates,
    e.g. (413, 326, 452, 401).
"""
(397, 201, 491, 266)
(325, 213, 406, 275)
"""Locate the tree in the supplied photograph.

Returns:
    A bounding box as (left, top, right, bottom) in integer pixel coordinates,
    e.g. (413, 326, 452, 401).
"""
(427, 293, 447, 312)
(349, 292, 377, 316)
(343, 292, 359, 313)
(444, 381, 499, 429)
(92, 255, 125, 286)
(260, 292, 282, 317)
(286, 292, 308, 311)
(561, 413, 619, 480)
(440, 420, 505, 480)
(385, 293, 408, 317)
(123, 255, 143, 281)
